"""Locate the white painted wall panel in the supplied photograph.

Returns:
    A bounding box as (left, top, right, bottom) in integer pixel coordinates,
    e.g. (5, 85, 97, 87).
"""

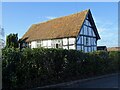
(63, 38, 67, 45)
(63, 46, 68, 49)
(69, 38, 75, 44)
(31, 41, 37, 48)
(42, 40, 48, 46)
(47, 40, 51, 46)
(69, 45, 75, 49)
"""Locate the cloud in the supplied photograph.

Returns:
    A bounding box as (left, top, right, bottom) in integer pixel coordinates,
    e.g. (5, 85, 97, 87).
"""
(36, 16, 57, 23)
(45, 16, 57, 20)
(37, 16, 57, 20)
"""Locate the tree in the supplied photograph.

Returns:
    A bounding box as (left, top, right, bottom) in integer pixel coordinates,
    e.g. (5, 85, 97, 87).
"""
(6, 33, 19, 48)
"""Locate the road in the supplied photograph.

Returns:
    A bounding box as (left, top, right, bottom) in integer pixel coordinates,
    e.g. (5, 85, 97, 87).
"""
(33, 73, 120, 89)
(63, 73, 119, 88)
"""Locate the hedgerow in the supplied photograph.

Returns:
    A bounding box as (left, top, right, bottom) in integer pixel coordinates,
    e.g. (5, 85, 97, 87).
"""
(2, 48, 120, 89)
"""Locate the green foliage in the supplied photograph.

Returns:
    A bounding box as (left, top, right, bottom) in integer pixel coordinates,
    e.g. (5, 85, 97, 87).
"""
(6, 33, 19, 48)
(2, 48, 120, 89)
(2, 48, 21, 89)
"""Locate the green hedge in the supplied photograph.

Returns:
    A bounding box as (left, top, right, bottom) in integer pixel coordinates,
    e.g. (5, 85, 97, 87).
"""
(2, 48, 120, 89)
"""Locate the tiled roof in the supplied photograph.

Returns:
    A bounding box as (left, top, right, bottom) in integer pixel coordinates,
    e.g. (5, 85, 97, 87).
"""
(22, 9, 99, 42)
(107, 47, 120, 51)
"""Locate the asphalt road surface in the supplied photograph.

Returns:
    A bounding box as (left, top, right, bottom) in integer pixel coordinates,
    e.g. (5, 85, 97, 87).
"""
(64, 73, 119, 88)
(33, 73, 120, 90)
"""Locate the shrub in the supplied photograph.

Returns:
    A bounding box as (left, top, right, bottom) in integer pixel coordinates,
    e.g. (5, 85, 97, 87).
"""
(2, 48, 120, 89)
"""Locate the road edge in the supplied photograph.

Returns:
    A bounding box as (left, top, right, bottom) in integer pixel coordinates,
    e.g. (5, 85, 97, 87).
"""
(32, 73, 119, 89)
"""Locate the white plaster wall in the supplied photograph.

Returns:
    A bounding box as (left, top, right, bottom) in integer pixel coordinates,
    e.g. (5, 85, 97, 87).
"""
(69, 45, 75, 49)
(31, 38, 76, 50)
(63, 38, 67, 45)
(31, 41, 37, 48)
(47, 40, 51, 47)
(42, 40, 48, 47)
(68, 38, 75, 44)
(63, 46, 68, 49)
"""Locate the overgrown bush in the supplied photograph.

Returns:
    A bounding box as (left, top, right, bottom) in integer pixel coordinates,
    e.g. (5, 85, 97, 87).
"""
(2, 48, 120, 89)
